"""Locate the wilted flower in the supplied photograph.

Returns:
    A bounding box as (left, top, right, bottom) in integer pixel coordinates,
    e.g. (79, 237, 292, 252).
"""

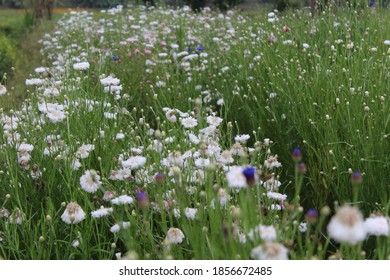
(61, 202, 86, 224)
(165, 228, 185, 244)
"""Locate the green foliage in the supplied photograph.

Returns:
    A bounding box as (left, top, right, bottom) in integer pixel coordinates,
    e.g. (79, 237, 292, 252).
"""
(0, 33, 16, 79)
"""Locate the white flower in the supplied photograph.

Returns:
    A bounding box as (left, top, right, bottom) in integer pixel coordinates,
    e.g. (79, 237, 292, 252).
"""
(25, 78, 45, 86)
(35, 67, 46, 73)
(100, 76, 120, 86)
(18, 143, 34, 153)
(250, 243, 289, 260)
(194, 157, 210, 168)
(111, 195, 134, 205)
(73, 62, 90, 70)
(173, 208, 181, 218)
(9, 209, 25, 225)
(383, 40, 390, 45)
(234, 134, 250, 142)
(299, 222, 307, 233)
(226, 166, 247, 189)
(0, 84, 6, 96)
(303, 43, 310, 49)
(364, 216, 389, 237)
(121, 221, 131, 229)
(165, 228, 185, 244)
(188, 133, 199, 144)
(76, 144, 94, 159)
(248, 224, 277, 242)
(71, 159, 82, 170)
(121, 156, 146, 169)
(116, 133, 125, 140)
(165, 109, 177, 122)
(327, 205, 366, 244)
(267, 191, 287, 201)
(110, 224, 121, 233)
(264, 155, 282, 169)
(80, 170, 102, 193)
(184, 208, 197, 220)
(91, 206, 113, 218)
(217, 150, 234, 165)
(263, 178, 281, 191)
(207, 115, 223, 127)
(61, 202, 86, 224)
(46, 109, 66, 123)
(181, 116, 198, 128)
(217, 188, 230, 207)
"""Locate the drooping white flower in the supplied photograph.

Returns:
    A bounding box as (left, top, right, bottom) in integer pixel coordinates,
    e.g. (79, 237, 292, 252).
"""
(110, 224, 121, 233)
(327, 205, 366, 244)
(165, 228, 185, 244)
(61, 202, 86, 224)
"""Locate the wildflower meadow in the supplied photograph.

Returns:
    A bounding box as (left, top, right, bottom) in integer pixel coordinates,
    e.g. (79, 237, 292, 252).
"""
(0, 2, 389, 260)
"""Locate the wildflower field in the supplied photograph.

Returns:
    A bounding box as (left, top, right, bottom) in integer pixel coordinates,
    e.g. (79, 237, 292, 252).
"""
(0, 3, 389, 260)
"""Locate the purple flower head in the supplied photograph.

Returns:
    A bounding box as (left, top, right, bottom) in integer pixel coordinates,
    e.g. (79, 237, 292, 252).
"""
(111, 55, 120, 62)
(297, 162, 307, 174)
(369, 1, 375, 7)
(292, 148, 302, 162)
(136, 189, 147, 202)
(305, 208, 318, 223)
(351, 171, 362, 184)
(154, 172, 164, 184)
(196, 46, 204, 51)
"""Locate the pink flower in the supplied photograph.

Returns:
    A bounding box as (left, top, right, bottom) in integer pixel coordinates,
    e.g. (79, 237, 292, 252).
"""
(145, 49, 152, 55)
(160, 41, 167, 46)
(134, 49, 140, 55)
(282, 26, 290, 32)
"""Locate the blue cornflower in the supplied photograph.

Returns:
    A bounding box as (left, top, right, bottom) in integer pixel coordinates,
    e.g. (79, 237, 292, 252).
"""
(242, 166, 256, 185)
